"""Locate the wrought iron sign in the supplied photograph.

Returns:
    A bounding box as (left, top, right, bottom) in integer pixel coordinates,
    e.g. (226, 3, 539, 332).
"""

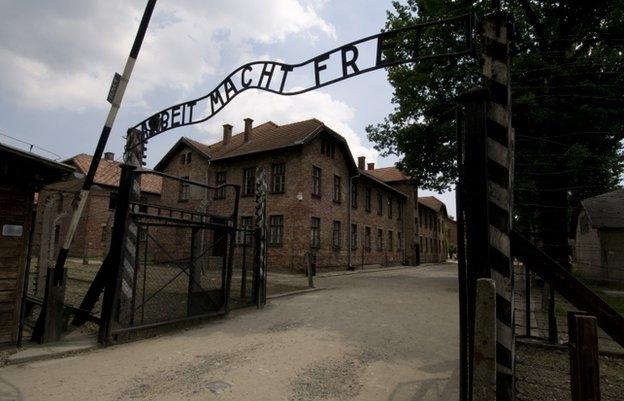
(128, 13, 474, 146)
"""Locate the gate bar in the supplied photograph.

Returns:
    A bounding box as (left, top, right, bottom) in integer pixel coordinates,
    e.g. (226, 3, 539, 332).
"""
(99, 164, 136, 345)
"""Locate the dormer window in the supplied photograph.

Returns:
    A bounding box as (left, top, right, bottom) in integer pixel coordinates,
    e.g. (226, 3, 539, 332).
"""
(181, 152, 192, 165)
(321, 138, 336, 158)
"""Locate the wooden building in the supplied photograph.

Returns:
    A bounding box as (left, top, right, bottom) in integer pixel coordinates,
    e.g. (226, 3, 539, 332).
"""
(0, 143, 73, 345)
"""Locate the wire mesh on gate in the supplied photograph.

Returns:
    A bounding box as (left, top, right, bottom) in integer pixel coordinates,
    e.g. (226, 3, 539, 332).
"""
(106, 171, 243, 334)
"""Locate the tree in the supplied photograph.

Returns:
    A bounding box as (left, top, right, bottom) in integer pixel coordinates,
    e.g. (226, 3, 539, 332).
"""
(367, 0, 624, 263)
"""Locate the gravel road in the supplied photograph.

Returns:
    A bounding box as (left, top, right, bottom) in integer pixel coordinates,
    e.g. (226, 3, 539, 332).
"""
(0, 264, 459, 401)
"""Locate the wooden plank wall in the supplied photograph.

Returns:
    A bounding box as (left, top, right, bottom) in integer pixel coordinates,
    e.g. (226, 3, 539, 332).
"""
(0, 184, 33, 344)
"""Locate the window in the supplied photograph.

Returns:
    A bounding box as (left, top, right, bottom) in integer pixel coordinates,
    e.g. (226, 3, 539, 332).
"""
(269, 215, 284, 246)
(351, 224, 357, 249)
(237, 216, 253, 245)
(376, 228, 383, 250)
(243, 168, 255, 196)
(351, 183, 358, 209)
(179, 176, 190, 202)
(398, 201, 403, 220)
(181, 152, 192, 165)
(101, 225, 107, 242)
(311, 217, 321, 248)
(108, 192, 118, 210)
(388, 230, 393, 251)
(321, 138, 335, 158)
(397, 232, 402, 250)
(388, 197, 393, 219)
(333, 175, 341, 203)
(271, 163, 285, 193)
(312, 166, 322, 197)
(332, 221, 341, 248)
(377, 192, 383, 216)
(215, 171, 227, 199)
(364, 226, 371, 250)
(365, 187, 371, 212)
(57, 194, 64, 213)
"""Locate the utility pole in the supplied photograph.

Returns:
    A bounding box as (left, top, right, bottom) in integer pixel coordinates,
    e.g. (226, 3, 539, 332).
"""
(35, 0, 158, 342)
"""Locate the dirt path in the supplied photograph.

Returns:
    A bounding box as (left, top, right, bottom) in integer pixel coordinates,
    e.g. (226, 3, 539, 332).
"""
(0, 264, 459, 401)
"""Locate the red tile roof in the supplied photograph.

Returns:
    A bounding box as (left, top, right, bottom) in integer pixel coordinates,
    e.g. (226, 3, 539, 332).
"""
(366, 166, 409, 183)
(154, 118, 409, 198)
(418, 196, 448, 216)
(66, 154, 162, 194)
(188, 119, 324, 161)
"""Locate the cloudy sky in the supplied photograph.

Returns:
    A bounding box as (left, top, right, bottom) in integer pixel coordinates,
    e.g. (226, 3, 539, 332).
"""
(0, 0, 455, 215)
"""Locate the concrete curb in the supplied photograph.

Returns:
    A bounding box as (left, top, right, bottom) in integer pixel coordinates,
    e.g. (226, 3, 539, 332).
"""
(267, 287, 323, 300)
(315, 263, 443, 278)
(6, 337, 99, 366)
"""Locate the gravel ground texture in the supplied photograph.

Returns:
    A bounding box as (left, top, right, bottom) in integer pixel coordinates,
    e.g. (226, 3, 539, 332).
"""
(0, 264, 459, 401)
(515, 341, 624, 400)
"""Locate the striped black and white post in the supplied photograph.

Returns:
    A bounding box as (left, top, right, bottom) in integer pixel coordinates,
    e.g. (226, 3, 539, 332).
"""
(47, 0, 156, 292)
(117, 130, 144, 325)
(482, 12, 515, 401)
(36, 0, 157, 343)
(254, 167, 268, 307)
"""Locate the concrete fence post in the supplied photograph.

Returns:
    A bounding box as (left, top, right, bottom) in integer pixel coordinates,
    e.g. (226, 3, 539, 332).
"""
(473, 278, 497, 401)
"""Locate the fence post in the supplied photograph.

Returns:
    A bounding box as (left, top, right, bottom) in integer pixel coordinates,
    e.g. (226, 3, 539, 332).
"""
(473, 278, 497, 401)
(482, 11, 515, 401)
(254, 167, 268, 308)
(524, 265, 531, 337)
(456, 11, 515, 401)
(305, 252, 315, 288)
(457, 87, 490, 400)
(568, 312, 601, 401)
(98, 163, 136, 345)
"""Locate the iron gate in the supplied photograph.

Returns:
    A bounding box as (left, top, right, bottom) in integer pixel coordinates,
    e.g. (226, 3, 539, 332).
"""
(98, 168, 265, 341)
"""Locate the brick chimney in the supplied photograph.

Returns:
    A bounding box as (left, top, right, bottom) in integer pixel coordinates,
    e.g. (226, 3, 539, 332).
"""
(367, 162, 375, 171)
(244, 118, 253, 142)
(223, 123, 233, 145)
(357, 156, 366, 170)
(104, 152, 115, 161)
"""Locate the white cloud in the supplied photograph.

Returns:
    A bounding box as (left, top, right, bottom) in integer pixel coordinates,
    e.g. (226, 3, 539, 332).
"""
(0, 0, 335, 110)
(197, 89, 378, 162)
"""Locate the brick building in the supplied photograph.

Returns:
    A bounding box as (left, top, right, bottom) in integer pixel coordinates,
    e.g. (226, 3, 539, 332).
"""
(445, 216, 458, 259)
(35, 153, 162, 261)
(417, 196, 448, 263)
(0, 142, 74, 345)
(365, 166, 420, 265)
(154, 118, 420, 271)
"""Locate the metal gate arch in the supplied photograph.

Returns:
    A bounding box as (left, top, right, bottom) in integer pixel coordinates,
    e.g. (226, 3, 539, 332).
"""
(56, 8, 515, 401)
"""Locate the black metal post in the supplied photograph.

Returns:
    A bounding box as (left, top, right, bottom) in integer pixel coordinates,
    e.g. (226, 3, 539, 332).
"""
(98, 164, 136, 345)
(457, 87, 490, 401)
(548, 285, 558, 343)
(525, 265, 531, 337)
(240, 233, 248, 299)
(456, 107, 468, 401)
(224, 185, 240, 312)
